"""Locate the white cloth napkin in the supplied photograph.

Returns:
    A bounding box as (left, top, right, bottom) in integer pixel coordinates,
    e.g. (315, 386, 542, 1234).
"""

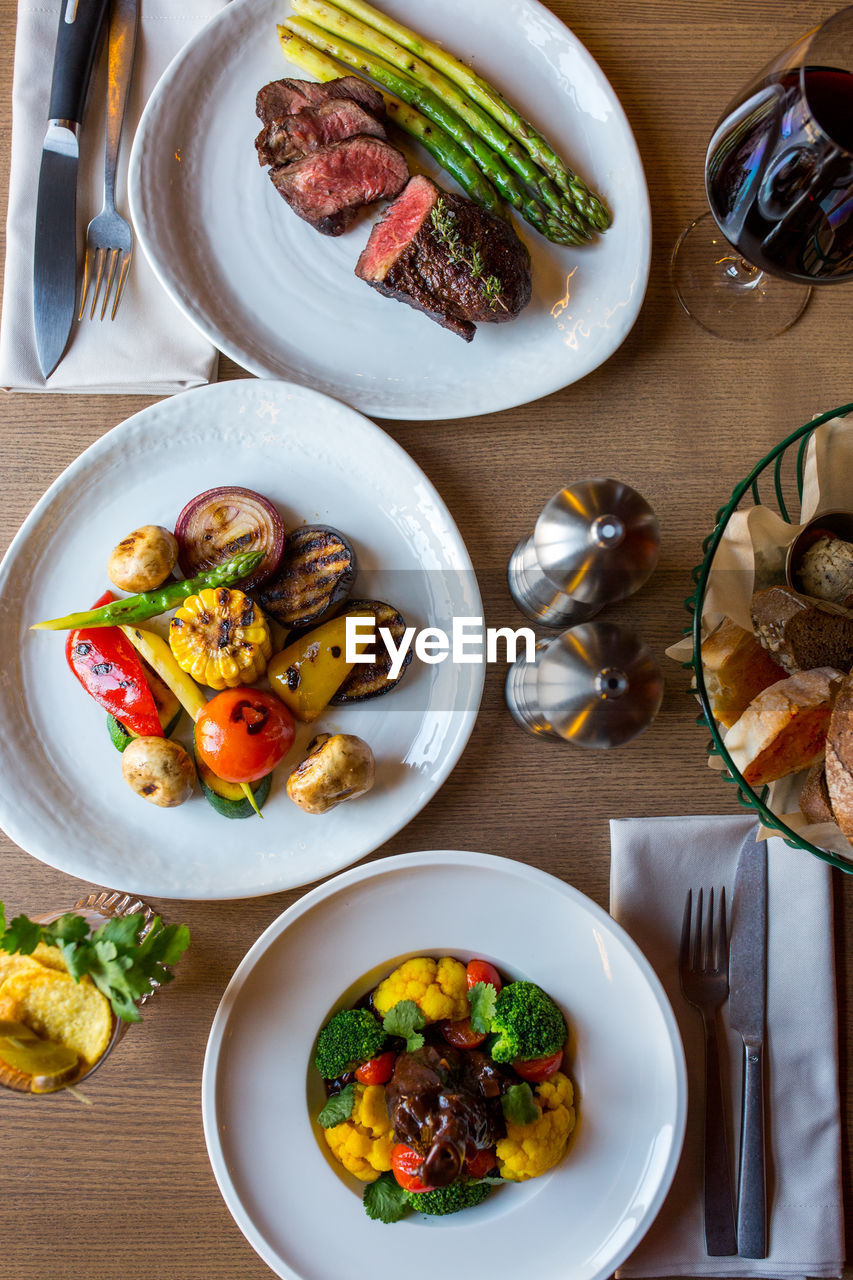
(610, 814, 844, 1279)
(0, 0, 222, 393)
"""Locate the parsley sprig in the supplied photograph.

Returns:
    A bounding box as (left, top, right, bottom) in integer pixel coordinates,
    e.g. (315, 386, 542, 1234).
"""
(0, 902, 190, 1023)
(382, 1000, 425, 1051)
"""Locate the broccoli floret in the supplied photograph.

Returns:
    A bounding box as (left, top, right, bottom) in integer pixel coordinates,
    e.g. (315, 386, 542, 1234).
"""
(407, 1180, 494, 1216)
(314, 1008, 387, 1079)
(488, 981, 567, 1064)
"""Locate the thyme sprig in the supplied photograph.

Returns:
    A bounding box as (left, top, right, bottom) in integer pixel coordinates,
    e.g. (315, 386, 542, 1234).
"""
(429, 198, 508, 312)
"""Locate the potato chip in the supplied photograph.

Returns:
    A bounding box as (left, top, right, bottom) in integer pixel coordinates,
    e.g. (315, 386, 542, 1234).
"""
(0, 953, 45, 987)
(0, 968, 112, 1065)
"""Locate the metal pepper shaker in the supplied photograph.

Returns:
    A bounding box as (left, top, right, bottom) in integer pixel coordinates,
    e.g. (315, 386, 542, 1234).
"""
(505, 621, 664, 748)
(507, 478, 660, 627)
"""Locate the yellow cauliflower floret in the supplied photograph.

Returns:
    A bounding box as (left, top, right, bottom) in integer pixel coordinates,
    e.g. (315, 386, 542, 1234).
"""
(372, 956, 468, 1023)
(496, 1071, 576, 1182)
(323, 1084, 394, 1183)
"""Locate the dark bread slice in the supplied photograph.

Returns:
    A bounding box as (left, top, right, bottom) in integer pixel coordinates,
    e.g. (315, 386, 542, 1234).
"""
(825, 672, 853, 837)
(751, 585, 853, 674)
(799, 760, 834, 825)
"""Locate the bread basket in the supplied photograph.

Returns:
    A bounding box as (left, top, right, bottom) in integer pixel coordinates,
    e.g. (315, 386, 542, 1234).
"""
(686, 401, 853, 873)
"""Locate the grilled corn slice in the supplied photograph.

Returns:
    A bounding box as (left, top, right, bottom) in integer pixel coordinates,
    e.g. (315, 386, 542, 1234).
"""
(169, 587, 272, 690)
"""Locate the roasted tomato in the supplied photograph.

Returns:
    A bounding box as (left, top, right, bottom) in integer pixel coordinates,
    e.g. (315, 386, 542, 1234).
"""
(466, 959, 502, 991)
(513, 1048, 564, 1082)
(354, 1050, 396, 1085)
(438, 1017, 486, 1050)
(391, 1143, 433, 1193)
(194, 688, 295, 783)
(465, 1147, 497, 1179)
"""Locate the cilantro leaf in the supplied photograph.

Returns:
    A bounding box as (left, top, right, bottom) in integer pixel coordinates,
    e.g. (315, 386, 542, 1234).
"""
(467, 981, 497, 1035)
(363, 1173, 410, 1223)
(382, 1000, 425, 1051)
(501, 1082, 539, 1126)
(0, 902, 189, 1023)
(317, 1083, 355, 1129)
(1, 914, 43, 955)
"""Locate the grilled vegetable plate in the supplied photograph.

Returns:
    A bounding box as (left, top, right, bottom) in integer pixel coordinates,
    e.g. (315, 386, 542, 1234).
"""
(257, 524, 356, 629)
(331, 599, 412, 702)
(174, 486, 286, 591)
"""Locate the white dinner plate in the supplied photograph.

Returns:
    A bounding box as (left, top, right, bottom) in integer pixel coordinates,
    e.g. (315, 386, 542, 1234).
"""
(128, 0, 650, 420)
(202, 851, 687, 1280)
(0, 381, 482, 899)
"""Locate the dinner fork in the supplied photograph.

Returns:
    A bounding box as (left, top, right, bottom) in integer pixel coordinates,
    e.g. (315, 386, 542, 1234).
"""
(679, 887, 737, 1256)
(78, 0, 138, 321)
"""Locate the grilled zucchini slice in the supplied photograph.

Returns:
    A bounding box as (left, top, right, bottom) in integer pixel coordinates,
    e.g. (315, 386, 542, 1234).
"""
(256, 525, 356, 630)
(107, 666, 182, 752)
(193, 744, 273, 819)
(331, 600, 412, 703)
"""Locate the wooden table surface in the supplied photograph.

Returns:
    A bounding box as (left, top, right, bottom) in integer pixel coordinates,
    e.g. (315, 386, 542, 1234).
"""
(1, 1, 851, 1276)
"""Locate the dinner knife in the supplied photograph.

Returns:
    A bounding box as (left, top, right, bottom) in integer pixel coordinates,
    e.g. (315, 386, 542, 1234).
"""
(33, 0, 111, 378)
(728, 825, 768, 1258)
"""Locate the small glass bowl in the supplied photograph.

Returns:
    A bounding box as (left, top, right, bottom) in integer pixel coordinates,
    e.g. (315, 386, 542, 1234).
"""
(1, 891, 154, 1095)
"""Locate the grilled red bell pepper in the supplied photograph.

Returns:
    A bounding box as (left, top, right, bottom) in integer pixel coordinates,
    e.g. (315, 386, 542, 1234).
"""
(65, 591, 163, 738)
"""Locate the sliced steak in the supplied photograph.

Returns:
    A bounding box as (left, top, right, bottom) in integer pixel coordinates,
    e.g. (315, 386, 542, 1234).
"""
(256, 76, 386, 125)
(355, 174, 532, 341)
(269, 135, 409, 236)
(256, 98, 386, 168)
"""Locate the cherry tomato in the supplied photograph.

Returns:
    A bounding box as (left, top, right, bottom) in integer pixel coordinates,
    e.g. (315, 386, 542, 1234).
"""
(194, 688, 295, 782)
(466, 959, 502, 991)
(439, 1017, 486, 1050)
(513, 1048, 564, 1082)
(354, 1050, 396, 1085)
(465, 1147, 497, 1179)
(391, 1143, 433, 1193)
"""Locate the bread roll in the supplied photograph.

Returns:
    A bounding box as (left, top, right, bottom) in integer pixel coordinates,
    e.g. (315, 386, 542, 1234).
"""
(701, 617, 786, 728)
(799, 760, 834, 825)
(825, 672, 853, 837)
(724, 667, 843, 786)
(751, 585, 853, 674)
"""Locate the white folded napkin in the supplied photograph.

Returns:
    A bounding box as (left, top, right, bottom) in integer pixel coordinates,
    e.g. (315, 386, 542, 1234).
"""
(610, 814, 844, 1279)
(0, 0, 222, 393)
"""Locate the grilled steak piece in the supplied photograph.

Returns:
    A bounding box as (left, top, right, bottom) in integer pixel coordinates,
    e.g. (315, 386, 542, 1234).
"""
(269, 135, 409, 236)
(256, 98, 386, 167)
(355, 175, 531, 340)
(256, 76, 386, 125)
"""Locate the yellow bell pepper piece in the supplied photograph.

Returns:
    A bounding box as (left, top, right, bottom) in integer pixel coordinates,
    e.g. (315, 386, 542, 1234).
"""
(267, 612, 369, 722)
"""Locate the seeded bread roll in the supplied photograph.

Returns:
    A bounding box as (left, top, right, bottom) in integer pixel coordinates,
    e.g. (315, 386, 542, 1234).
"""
(701, 618, 787, 728)
(724, 667, 843, 787)
(799, 760, 834, 825)
(797, 534, 853, 606)
(751, 585, 853, 674)
(825, 673, 853, 838)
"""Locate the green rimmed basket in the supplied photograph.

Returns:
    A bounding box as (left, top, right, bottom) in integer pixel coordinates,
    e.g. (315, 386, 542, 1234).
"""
(685, 400, 853, 874)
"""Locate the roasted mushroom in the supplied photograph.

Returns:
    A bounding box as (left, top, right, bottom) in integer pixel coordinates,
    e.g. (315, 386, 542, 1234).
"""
(107, 524, 179, 593)
(121, 737, 196, 807)
(286, 733, 375, 815)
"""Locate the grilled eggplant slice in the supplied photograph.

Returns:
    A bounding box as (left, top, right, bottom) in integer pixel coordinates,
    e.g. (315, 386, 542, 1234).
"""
(257, 525, 356, 630)
(331, 600, 413, 703)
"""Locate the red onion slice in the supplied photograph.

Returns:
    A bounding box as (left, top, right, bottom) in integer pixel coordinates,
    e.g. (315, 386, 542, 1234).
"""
(174, 487, 286, 590)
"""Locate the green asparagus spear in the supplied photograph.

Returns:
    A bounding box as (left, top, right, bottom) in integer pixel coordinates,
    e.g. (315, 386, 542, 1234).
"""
(282, 17, 581, 245)
(276, 27, 505, 217)
(30, 551, 265, 632)
(290, 0, 585, 235)
(311, 0, 611, 231)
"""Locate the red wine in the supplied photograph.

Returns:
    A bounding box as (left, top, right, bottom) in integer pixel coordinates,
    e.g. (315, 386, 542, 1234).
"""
(706, 66, 853, 283)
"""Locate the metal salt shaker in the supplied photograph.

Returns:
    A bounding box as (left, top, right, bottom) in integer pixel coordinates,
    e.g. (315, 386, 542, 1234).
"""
(507, 479, 660, 626)
(505, 621, 664, 748)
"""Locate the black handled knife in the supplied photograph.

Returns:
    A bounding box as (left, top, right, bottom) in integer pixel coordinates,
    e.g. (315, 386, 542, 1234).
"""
(33, 0, 111, 378)
(728, 824, 768, 1258)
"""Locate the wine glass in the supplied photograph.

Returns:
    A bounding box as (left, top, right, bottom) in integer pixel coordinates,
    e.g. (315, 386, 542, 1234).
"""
(672, 6, 853, 340)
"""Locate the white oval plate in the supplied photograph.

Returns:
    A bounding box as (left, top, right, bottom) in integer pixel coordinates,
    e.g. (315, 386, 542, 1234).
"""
(128, 0, 650, 421)
(202, 851, 686, 1280)
(0, 382, 483, 899)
